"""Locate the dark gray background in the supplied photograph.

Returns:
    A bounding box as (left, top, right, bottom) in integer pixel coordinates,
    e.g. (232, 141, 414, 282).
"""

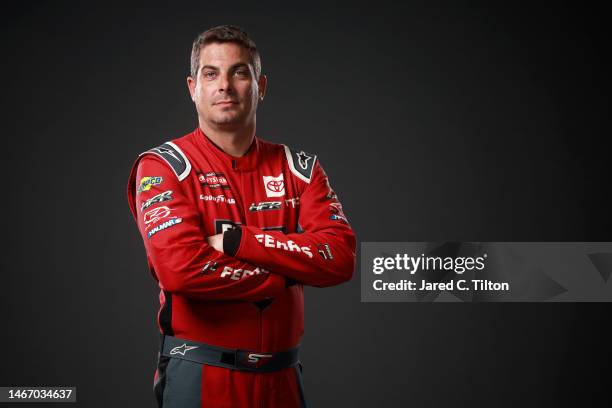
(1, 2, 610, 407)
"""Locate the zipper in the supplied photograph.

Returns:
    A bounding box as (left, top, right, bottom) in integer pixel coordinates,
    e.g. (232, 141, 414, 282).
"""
(240, 171, 249, 224)
(258, 309, 263, 408)
(229, 159, 248, 225)
(254, 167, 263, 408)
(233, 157, 262, 406)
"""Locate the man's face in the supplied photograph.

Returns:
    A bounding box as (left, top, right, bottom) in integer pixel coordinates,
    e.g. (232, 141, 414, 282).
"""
(187, 42, 266, 129)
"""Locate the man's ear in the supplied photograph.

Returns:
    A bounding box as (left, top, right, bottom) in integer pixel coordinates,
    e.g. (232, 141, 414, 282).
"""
(258, 74, 267, 101)
(187, 76, 196, 102)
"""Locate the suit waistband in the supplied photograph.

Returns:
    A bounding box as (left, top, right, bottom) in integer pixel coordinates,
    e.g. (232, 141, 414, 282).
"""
(160, 334, 300, 373)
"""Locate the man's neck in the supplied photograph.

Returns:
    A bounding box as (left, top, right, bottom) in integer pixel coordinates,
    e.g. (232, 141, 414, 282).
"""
(199, 119, 256, 157)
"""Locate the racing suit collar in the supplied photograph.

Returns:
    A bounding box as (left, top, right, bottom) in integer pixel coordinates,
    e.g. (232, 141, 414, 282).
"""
(194, 127, 259, 172)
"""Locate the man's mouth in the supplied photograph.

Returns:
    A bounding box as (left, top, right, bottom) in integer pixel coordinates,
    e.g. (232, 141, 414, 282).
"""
(214, 100, 238, 106)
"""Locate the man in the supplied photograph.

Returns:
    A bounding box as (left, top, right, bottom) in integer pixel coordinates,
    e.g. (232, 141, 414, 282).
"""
(126, 25, 356, 408)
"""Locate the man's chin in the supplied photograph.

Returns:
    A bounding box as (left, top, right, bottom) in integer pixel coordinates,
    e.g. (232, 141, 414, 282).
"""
(210, 114, 245, 127)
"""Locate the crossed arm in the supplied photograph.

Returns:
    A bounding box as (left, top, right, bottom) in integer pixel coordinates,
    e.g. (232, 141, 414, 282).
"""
(131, 155, 356, 302)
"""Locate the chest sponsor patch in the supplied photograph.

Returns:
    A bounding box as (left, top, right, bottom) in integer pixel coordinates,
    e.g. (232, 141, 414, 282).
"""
(137, 176, 163, 193)
(254, 233, 313, 258)
(220, 266, 269, 281)
(215, 220, 242, 234)
(263, 174, 285, 197)
(249, 201, 282, 212)
(200, 261, 219, 274)
(141, 190, 173, 211)
(284, 197, 300, 208)
(200, 194, 236, 204)
(198, 171, 230, 189)
(317, 243, 334, 260)
(147, 218, 182, 239)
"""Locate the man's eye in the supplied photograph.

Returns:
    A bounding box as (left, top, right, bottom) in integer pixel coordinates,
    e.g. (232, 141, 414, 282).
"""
(203, 71, 216, 79)
(235, 70, 249, 77)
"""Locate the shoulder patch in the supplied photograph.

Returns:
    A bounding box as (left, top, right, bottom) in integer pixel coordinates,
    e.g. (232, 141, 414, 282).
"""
(141, 141, 191, 181)
(283, 145, 317, 183)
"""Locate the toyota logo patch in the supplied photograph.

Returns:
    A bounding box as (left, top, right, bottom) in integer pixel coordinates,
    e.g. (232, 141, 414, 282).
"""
(262, 174, 285, 197)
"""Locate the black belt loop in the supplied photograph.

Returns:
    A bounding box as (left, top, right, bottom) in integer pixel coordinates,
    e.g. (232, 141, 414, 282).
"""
(161, 335, 300, 373)
(159, 332, 165, 353)
(233, 348, 240, 369)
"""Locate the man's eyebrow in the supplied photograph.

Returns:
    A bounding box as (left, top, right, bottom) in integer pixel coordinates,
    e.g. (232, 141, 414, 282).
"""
(201, 63, 250, 71)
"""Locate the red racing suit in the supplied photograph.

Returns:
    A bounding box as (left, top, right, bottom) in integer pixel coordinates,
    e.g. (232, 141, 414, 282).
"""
(126, 127, 356, 407)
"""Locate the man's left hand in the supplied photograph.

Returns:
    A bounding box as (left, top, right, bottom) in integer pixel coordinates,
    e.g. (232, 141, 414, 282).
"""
(206, 233, 224, 253)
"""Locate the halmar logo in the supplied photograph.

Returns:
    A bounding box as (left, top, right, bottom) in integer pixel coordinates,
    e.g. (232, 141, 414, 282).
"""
(147, 218, 182, 239)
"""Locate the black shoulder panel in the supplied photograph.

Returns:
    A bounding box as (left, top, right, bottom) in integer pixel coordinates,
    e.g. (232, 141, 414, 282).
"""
(283, 145, 317, 183)
(141, 141, 191, 181)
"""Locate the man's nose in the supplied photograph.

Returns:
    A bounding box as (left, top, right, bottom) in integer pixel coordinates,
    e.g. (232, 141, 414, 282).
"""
(218, 72, 233, 93)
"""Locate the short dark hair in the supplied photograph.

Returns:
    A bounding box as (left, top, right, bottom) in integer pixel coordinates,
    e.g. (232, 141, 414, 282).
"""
(190, 25, 261, 79)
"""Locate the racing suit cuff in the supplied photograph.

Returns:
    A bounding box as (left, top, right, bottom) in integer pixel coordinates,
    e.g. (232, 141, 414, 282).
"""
(223, 227, 243, 257)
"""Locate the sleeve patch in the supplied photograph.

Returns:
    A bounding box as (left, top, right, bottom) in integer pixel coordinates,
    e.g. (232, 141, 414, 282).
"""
(283, 145, 317, 183)
(141, 141, 191, 181)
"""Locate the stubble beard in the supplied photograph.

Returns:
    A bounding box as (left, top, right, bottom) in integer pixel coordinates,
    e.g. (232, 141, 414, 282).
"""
(208, 98, 257, 128)
(210, 110, 245, 126)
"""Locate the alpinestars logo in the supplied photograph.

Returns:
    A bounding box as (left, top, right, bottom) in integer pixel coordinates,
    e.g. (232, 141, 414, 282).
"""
(254, 234, 313, 258)
(151, 146, 181, 162)
(170, 343, 198, 356)
(297, 151, 313, 170)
